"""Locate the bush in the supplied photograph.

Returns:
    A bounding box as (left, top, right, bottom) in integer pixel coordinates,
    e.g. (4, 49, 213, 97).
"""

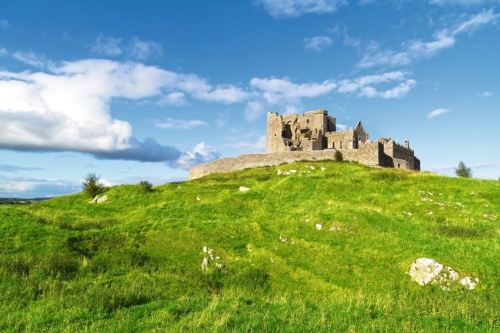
(334, 150, 343, 162)
(82, 173, 104, 198)
(454, 161, 473, 178)
(139, 180, 153, 193)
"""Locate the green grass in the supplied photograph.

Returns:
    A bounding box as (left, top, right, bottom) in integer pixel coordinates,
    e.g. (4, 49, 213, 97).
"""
(1, 161, 499, 332)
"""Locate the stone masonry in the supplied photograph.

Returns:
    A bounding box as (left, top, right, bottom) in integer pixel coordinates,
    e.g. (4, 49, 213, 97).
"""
(189, 109, 420, 180)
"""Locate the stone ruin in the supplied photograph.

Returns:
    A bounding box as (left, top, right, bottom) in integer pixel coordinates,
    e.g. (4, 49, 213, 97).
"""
(188, 109, 420, 180)
(267, 109, 420, 171)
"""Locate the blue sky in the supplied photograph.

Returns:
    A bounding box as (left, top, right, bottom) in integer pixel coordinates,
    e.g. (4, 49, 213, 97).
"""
(1, 0, 499, 198)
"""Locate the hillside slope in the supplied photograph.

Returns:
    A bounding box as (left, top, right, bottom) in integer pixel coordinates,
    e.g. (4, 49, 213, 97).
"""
(1, 161, 499, 332)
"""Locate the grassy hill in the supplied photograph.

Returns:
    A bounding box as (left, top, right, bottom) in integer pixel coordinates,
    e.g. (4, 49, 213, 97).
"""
(1, 161, 499, 332)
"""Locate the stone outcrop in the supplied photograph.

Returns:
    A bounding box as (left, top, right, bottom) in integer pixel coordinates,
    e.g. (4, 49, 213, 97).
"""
(408, 257, 479, 290)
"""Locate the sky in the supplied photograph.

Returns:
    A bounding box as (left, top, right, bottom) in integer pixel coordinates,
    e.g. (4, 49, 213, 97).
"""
(1, 0, 499, 198)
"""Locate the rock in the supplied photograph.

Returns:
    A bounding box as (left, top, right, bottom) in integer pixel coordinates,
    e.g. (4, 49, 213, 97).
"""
(460, 276, 480, 290)
(201, 257, 209, 270)
(409, 257, 477, 291)
(408, 257, 443, 286)
(91, 195, 99, 203)
(196, 196, 201, 201)
(277, 169, 282, 175)
(215, 263, 225, 269)
(202, 246, 208, 253)
(305, 218, 310, 223)
(316, 224, 322, 230)
(96, 195, 108, 203)
(239, 186, 250, 192)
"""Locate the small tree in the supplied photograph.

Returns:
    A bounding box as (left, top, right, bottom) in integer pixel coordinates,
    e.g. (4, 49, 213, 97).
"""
(139, 180, 153, 193)
(334, 150, 343, 162)
(454, 161, 473, 178)
(82, 173, 104, 198)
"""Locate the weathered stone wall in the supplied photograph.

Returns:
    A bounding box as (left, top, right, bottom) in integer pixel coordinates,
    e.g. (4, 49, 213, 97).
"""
(188, 148, 382, 180)
(267, 112, 285, 153)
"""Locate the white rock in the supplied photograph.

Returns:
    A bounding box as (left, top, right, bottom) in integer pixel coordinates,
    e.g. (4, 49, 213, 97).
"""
(201, 257, 209, 270)
(320, 167, 326, 171)
(215, 256, 221, 260)
(316, 224, 322, 230)
(460, 276, 479, 290)
(290, 170, 297, 173)
(310, 166, 316, 170)
(239, 186, 251, 192)
(215, 263, 225, 269)
(408, 257, 444, 286)
(277, 169, 282, 175)
(196, 196, 201, 201)
(96, 195, 108, 203)
(305, 218, 310, 223)
(202, 246, 208, 253)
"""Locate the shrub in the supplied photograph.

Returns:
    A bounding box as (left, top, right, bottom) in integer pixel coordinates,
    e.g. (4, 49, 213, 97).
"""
(82, 173, 104, 198)
(454, 161, 473, 178)
(139, 180, 154, 193)
(334, 150, 343, 162)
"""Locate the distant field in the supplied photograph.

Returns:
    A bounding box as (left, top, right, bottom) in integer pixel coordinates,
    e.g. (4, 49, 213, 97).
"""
(0, 161, 499, 332)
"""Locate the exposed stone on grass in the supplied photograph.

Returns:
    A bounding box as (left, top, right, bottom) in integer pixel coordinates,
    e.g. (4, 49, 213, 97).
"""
(403, 211, 412, 216)
(460, 276, 480, 290)
(215, 263, 225, 269)
(201, 257, 209, 270)
(89, 195, 108, 204)
(316, 224, 322, 230)
(408, 257, 479, 290)
(196, 196, 201, 201)
(239, 186, 250, 192)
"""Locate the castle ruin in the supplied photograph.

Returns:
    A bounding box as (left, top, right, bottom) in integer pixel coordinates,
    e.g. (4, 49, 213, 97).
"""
(188, 109, 420, 180)
(267, 110, 420, 171)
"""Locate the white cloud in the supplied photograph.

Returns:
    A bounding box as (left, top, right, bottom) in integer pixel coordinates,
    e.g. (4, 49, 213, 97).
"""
(337, 71, 416, 98)
(11, 51, 46, 69)
(244, 100, 267, 121)
(256, 0, 348, 18)
(336, 124, 348, 130)
(129, 37, 163, 60)
(427, 108, 451, 118)
(168, 142, 220, 170)
(159, 92, 186, 105)
(89, 34, 123, 56)
(479, 91, 492, 97)
(155, 118, 208, 130)
(0, 58, 249, 162)
(452, 9, 500, 35)
(303, 36, 333, 52)
(358, 9, 499, 68)
(245, 77, 337, 120)
(0, 175, 80, 198)
(225, 135, 267, 153)
(429, 0, 497, 5)
(250, 77, 337, 102)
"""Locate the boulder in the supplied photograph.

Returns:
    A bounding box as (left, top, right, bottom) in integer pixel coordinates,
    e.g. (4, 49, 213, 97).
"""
(408, 257, 478, 290)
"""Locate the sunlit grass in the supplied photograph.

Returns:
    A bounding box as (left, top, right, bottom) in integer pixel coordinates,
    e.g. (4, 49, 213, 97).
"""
(0, 161, 499, 331)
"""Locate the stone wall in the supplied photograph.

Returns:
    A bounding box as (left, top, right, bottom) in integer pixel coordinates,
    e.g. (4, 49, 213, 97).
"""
(189, 148, 382, 180)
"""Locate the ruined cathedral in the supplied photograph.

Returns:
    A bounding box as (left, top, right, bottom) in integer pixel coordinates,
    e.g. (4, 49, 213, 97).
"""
(189, 109, 420, 180)
(267, 109, 420, 171)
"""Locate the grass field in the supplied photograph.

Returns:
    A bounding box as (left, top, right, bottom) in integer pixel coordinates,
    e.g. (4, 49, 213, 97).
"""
(0, 161, 499, 332)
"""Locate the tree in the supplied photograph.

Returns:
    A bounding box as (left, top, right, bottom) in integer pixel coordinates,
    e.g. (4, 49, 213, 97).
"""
(454, 161, 473, 178)
(334, 150, 343, 162)
(82, 173, 104, 198)
(139, 180, 153, 193)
